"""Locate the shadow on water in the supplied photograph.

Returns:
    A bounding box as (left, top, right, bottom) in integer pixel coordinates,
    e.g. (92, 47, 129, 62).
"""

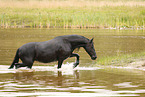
(0, 64, 145, 96)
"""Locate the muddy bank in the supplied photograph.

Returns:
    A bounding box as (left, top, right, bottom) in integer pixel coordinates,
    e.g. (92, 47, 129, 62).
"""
(127, 60, 145, 70)
(103, 59, 145, 71)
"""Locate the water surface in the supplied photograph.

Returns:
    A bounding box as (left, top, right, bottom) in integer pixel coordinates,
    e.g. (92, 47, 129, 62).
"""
(0, 64, 145, 97)
(0, 29, 144, 65)
(0, 29, 145, 96)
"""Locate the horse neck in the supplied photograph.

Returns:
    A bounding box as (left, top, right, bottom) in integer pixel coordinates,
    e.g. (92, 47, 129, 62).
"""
(68, 38, 88, 50)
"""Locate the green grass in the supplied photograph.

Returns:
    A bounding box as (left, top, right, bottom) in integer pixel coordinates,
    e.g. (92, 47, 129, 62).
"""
(0, 0, 145, 29)
(97, 51, 145, 66)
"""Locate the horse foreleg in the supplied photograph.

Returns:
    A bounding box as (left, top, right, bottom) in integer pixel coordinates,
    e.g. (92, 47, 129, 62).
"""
(57, 60, 64, 69)
(70, 53, 80, 68)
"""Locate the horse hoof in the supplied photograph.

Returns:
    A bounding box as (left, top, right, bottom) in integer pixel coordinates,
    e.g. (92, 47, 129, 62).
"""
(8, 67, 13, 69)
(15, 65, 19, 69)
(73, 62, 79, 68)
(73, 64, 77, 68)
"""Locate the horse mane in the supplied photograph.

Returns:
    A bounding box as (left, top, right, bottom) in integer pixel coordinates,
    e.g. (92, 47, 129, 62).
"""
(55, 35, 89, 51)
(62, 35, 89, 51)
(62, 35, 89, 43)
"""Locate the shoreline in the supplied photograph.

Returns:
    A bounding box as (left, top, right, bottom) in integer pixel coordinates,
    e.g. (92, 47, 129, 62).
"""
(125, 60, 145, 71)
(106, 60, 145, 71)
(0, 25, 144, 30)
(97, 51, 145, 71)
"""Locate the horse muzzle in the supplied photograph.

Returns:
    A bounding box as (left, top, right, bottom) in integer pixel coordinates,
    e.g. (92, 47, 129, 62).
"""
(91, 56, 97, 60)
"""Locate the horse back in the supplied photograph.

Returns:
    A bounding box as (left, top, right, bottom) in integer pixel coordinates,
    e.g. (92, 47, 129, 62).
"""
(36, 38, 71, 52)
(35, 38, 72, 62)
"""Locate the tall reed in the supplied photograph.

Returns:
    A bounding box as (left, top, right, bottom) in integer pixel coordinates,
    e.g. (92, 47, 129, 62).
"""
(0, 0, 144, 29)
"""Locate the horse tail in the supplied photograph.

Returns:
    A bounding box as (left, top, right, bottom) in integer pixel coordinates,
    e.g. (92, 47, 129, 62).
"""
(8, 49, 20, 69)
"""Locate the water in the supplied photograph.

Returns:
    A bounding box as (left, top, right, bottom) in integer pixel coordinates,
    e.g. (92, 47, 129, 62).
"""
(0, 64, 145, 96)
(0, 29, 145, 96)
(0, 29, 144, 65)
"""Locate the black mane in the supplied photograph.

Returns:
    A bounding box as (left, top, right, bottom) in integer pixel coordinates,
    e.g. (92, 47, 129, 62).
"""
(56, 35, 89, 40)
(56, 35, 89, 50)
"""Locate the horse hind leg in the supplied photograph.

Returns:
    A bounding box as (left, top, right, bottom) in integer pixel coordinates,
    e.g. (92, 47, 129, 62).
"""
(15, 63, 26, 69)
(15, 62, 33, 69)
(19, 56, 34, 69)
(27, 62, 33, 69)
(22, 58, 34, 69)
(8, 49, 20, 69)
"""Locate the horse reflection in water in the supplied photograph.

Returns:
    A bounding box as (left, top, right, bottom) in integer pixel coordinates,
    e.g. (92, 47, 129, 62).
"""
(9, 35, 97, 69)
(13, 70, 80, 86)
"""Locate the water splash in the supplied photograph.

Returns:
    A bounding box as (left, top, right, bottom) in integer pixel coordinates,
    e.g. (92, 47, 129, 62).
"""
(114, 82, 139, 88)
(0, 63, 101, 74)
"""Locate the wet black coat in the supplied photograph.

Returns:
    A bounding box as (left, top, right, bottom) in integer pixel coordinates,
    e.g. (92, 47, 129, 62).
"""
(9, 35, 97, 69)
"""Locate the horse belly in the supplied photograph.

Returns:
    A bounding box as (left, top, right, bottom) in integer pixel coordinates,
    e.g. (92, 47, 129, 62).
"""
(35, 51, 57, 63)
(36, 57, 57, 63)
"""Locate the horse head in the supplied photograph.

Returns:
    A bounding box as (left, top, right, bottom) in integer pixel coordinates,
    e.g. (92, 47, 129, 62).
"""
(84, 38, 97, 60)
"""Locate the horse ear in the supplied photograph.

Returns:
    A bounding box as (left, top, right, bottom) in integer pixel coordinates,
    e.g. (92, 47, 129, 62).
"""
(90, 38, 94, 43)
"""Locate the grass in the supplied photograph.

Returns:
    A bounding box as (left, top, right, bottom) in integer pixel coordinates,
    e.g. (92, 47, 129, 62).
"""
(0, 0, 145, 29)
(97, 51, 145, 66)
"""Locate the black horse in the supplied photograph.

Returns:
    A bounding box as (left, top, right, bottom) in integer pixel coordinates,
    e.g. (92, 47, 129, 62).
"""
(8, 35, 97, 69)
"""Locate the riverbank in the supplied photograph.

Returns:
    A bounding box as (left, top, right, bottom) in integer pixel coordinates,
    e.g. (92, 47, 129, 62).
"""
(0, 0, 145, 29)
(97, 51, 145, 70)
